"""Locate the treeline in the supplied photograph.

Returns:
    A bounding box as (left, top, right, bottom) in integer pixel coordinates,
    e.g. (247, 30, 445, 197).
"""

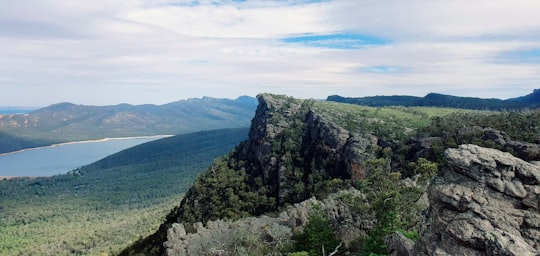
(328, 90, 540, 110)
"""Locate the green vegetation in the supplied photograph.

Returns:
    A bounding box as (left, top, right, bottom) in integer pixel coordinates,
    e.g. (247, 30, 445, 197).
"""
(0, 193, 182, 255)
(355, 158, 423, 255)
(173, 156, 276, 225)
(292, 208, 343, 256)
(0, 128, 248, 256)
(312, 100, 476, 142)
(421, 111, 540, 144)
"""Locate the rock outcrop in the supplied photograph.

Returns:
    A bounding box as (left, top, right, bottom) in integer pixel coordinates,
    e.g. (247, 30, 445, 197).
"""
(482, 129, 540, 161)
(238, 94, 376, 204)
(413, 144, 540, 255)
(164, 189, 373, 256)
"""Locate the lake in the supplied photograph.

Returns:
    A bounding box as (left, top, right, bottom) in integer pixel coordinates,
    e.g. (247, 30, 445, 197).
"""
(0, 136, 170, 177)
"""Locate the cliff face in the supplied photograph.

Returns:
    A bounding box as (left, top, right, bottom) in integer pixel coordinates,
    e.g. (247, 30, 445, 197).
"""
(239, 94, 375, 203)
(170, 94, 378, 225)
(120, 94, 381, 255)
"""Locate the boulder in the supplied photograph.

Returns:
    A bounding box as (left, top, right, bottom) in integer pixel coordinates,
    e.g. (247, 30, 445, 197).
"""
(413, 144, 540, 255)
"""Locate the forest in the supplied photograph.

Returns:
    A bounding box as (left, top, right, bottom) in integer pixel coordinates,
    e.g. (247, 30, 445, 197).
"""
(0, 128, 248, 255)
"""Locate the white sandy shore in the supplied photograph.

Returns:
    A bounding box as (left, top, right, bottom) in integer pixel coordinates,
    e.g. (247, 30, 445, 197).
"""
(0, 135, 174, 157)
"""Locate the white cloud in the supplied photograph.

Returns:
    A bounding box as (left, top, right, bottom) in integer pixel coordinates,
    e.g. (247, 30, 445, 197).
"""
(332, 0, 540, 39)
(0, 0, 539, 106)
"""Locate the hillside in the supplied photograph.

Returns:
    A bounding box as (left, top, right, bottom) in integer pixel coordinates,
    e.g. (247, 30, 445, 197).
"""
(0, 96, 257, 154)
(0, 128, 249, 255)
(122, 93, 540, 256)
(328, 88, 540, 110)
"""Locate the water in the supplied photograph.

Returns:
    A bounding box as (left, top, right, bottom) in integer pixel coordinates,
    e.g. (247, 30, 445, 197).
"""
(0, 136, 169, 177)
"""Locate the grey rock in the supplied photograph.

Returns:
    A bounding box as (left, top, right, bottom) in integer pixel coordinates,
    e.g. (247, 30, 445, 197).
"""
(385, 231, 415, 256)
(239, 94, 378, 204)
(482, 129, 540, 161)
(413, 144, 540, 255)
(164, 189, 375, 256)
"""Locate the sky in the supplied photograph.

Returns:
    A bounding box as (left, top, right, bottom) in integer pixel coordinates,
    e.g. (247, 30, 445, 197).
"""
(1, 0, 540, 106)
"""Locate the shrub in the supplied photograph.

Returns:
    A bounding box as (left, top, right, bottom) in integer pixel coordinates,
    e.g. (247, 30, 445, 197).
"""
(292, 210, 342, 256)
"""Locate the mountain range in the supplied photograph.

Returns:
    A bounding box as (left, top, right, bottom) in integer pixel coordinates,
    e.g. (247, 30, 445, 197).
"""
(0, 96, 257, 154)
(328, 88, 540, 110)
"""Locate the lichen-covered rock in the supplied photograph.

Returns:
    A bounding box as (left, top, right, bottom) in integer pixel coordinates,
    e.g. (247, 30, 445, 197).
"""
(413, 144, 540, 255)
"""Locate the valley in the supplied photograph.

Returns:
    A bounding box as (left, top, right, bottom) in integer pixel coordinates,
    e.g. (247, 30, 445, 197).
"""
(1, 91, 540, 256)
(0, 128, 249, 255)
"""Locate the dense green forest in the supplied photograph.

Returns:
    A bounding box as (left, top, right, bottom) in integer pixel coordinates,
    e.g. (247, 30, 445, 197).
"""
(328, 88, 540, 110)
(0, 128, 248, 256)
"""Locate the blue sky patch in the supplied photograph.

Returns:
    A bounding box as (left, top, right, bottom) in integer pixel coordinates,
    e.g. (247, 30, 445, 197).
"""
(361, 66, 404, 73)
(496, 48, 540, 63)
(281, 33, 390, 49)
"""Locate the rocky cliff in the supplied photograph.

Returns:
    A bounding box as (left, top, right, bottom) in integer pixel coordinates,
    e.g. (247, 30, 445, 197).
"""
(120, 94, 384, 255)
(389, 144, 540, 255)
(122, 94, 540, 256)
(169, 94, 379, 226)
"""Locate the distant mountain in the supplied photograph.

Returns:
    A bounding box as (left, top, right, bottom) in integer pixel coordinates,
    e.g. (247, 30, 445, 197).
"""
(328, 89, 540, 110)
(507, 88, 540, 104)
(0, 96, 257, 154)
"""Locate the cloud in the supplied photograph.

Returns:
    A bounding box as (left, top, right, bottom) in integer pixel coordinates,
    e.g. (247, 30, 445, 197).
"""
(331, 0, 540, 39)
(0, 0, 539, 106)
